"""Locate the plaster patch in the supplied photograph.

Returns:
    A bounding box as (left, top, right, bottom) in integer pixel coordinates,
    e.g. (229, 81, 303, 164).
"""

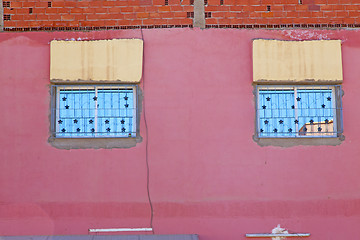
(283, 30, 338, 41)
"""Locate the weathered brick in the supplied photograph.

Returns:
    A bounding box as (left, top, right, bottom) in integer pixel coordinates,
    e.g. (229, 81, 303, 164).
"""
(136, 12, 150, 18)
(37, 14, 49, 20)
(70, 8, 83, 14)
(33, 8, 47, 14)
(61, 14, 75, 21)
(10, 2, 22, 8)
(158, 6, 172, 11)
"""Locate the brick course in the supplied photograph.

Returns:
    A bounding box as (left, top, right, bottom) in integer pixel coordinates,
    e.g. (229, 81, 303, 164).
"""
(2, 0, 360, 30)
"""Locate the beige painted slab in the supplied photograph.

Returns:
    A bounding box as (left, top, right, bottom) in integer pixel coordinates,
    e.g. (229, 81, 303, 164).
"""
(253, 39, 343, 83)
(50, 39, 143, 82)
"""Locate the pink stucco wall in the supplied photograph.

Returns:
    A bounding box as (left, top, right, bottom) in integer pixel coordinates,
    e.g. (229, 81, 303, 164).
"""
(1, 28, 360, 239)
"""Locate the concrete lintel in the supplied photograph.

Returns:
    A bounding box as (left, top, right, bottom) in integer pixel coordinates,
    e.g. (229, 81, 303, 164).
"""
(193, 0, 205, 28)
(0, 0, 4, 32)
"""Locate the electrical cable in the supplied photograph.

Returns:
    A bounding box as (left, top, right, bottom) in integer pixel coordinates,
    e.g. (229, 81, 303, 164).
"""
(140, 28, 155, 234)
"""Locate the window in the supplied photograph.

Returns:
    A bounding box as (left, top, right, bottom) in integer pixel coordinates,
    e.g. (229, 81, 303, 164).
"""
(256, 85, 343, 138)
(51, 85, 137, 138)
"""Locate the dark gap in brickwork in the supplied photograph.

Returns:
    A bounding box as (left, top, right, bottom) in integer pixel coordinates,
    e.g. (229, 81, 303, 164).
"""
(205, 12, 211, 18)
(165, 0, 168, 5)
(204, 24, 360, 29)
(29, 8, 33, 14)
(4, 25, 194, 32)
(267, 5, 271, 11)
(204, 0, 208, 5)
(3, 1, 10, 7)
(299, 0, 302, 4)
(190, 0, 194, 5)
(220, 0, 223, 5)
(48, 2, 52, 7)
(4, 14, 10, 21)
(187, 12, 194, 18)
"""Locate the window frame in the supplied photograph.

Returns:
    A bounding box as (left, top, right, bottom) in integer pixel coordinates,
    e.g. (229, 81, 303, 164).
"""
(255, 85, 343, 139)
(50, 84, 138, 139)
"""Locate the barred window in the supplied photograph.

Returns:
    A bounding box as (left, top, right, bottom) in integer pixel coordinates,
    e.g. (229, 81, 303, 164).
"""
(51, 85, 137, 138)
(256, 85, 343, 138)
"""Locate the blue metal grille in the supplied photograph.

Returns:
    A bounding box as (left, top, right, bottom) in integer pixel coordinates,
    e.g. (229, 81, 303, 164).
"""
(51, 85, 136, 138)
(257, 86, 342, 138)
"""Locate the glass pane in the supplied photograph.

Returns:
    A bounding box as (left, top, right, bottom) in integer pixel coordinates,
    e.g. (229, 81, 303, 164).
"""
(258, 89, 295, 137)
(297, 88, 334, 136)
(58, 88, 95, 137)
(97, 88, 134, 137)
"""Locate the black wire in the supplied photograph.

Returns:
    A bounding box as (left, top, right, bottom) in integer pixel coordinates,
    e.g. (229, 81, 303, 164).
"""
(141, 28, 154, 234)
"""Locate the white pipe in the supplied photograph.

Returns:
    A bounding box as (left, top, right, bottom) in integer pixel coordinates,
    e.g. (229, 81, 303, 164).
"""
(89, 228, 153, 233)
(246, 233, 310, 237)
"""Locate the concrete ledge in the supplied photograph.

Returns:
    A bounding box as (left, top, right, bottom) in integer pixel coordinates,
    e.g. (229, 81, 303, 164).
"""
(48, 136, 142, 149)
(246, 233, 310, 237)
(253, 135, 344, 147)
(0, 234, 199, 240)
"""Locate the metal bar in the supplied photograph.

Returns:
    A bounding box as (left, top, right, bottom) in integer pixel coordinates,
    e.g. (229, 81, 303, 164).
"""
(246, 233, 310, 237)
(89, 228, 153, 233)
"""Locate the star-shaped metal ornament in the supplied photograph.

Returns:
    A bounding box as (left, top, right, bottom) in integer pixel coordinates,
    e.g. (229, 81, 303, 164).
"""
(74, 119, 78, 124)
(121, 127, 126, 132)
(89, 119, 93, 124)
(264, 120, 269, 124)
(62, 97, 67, 101)
(296, 97, 301, 101)
(93, 96, 97, 101)
(121, 119, 125, 124)
(76, 128, 81, 132)
(266, 97, 271, 101)
(105, 119, 109, 124)
(321, 104, 326, 108)
(106, 127, 111, 132)
(279, 120, 283, 124)
(58, 120, 63, 124)
(65, 105, 69, 109)
(262, 105, 266, 109)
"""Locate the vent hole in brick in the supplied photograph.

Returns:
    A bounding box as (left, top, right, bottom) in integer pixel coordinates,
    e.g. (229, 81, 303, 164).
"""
(204, 0, 208, 5)
(48, 2, 52, 7)
(187, 12, 194, 18)
(220, 0, 223, 5)
(267, 5, 271, 11)
(4, 14, 11, 20)
(3, 1, 10, 7)
(29, 8, 33, 14)
(299, 0, 302, 4)
(205, 12, 211, 18)
(190, 0, 194, 5)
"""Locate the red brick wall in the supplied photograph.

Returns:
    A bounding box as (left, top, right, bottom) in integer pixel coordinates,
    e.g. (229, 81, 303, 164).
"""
(2, 0, 360, 30)
(3, 0, 193, 29)
(205, 0, 360, 26)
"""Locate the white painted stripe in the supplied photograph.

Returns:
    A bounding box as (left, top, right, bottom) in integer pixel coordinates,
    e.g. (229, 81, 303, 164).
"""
(246, 233, 310, 237)
(89, 228, 153, 233)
